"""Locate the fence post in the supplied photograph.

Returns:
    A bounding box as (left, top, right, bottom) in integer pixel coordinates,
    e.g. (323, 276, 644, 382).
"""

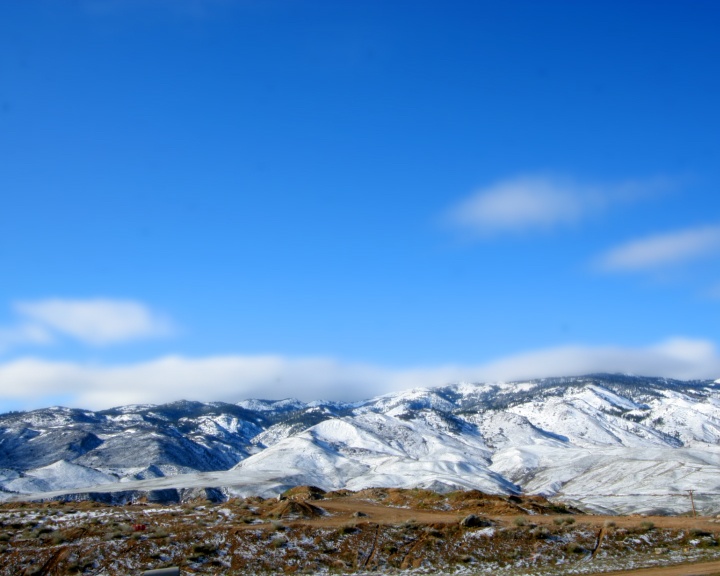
(687, 490, 697, 518)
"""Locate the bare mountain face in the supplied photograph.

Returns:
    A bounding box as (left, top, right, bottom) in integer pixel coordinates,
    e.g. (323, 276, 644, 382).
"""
(1, 374, 719, 514)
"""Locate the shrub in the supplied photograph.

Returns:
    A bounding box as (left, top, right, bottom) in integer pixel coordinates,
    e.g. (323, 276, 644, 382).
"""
(604, 520, 616, 528)
(698, 538, 720, 549)
(339, 524, 357, 534)
(192, 543, 217, 556)
(424, 527, 444, 538)
(401, 519, 418, 532)
(640, 521, 655, 531)
(566, 542, 584, 554)
(459, 555, 473, 563)
(513, 516, 527, 527)
(460, 514, 492, 528)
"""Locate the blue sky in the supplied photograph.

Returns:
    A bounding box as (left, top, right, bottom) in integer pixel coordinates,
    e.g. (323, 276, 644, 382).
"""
(1, 1, 719, 411)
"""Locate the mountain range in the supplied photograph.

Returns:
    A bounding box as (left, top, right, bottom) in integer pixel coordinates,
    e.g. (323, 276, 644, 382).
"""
(2, 374, 719, 515)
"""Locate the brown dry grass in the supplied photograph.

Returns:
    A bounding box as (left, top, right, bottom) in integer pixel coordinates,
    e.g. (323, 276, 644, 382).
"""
(0, 488, 719, 575)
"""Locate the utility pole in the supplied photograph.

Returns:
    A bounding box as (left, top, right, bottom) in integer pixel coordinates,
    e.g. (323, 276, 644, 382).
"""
(687, 490, 697, 518)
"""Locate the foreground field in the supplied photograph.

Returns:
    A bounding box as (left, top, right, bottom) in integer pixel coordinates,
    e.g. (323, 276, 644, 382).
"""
(0, 488, 719, 575)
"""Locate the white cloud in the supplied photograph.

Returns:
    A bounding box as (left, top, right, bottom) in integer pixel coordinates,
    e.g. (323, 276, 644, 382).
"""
(1, 338, 717, 411)
(0, 298, 173, 350)
(0, 324, 54, 352)
(446, 175, 666, 235)
(469, 338, 719, 383)
(596, 225, 720, 271)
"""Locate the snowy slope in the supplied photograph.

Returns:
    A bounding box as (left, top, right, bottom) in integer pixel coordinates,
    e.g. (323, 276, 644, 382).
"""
(1, 374, 720, 514)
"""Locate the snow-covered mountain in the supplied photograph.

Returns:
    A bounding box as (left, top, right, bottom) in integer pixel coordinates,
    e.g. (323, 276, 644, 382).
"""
(2, 374, 720, 514)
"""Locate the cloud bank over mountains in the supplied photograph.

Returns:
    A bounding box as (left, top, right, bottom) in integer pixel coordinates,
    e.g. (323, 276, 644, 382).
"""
(1, 336, 717, 411)
(0, 175, 718, 412)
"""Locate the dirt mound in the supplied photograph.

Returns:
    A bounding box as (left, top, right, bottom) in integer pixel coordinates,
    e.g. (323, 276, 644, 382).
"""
(445, 491, 579, 515)
(352, 488, 445, 509)
(325, 489, 354, 499)
(446, 489, 489, 503)
(269, 500, 325, 519)
(281, 485, 327, 501)
(384, 488, 443, 508)
(445, 492, 528, 515)
(354, 488, 389, 501)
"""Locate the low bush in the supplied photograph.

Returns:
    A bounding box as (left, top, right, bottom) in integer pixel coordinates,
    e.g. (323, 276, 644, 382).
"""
(460, 514, 492, 528)
(270, 536, 286, 549)
(382, 543, 397, 554)
(566, 542, 584, 554)
(271, 521, 286, 531)
(424, 527, 444, 538)
(338, 524, 357, 535)
(32, 526, 54, 537)
(640, 521, 655, 531)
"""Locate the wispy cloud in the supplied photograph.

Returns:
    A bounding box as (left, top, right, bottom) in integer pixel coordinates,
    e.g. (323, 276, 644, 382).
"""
(596, 225, 720, 272)
(1, 337, 717, 410)
(446, 175, 667, 235)
(0, 324, 54, 352)
(0, 298, 173, 350)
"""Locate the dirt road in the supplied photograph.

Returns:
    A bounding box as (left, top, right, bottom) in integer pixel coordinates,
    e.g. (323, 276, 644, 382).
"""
(587, 559, 720, 576)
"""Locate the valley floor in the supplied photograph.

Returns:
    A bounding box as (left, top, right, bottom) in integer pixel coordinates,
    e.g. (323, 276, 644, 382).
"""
(0, 488, 719, 575)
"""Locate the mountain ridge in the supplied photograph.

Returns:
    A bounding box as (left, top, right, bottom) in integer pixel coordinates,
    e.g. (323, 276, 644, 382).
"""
(1, 373, 719, 514)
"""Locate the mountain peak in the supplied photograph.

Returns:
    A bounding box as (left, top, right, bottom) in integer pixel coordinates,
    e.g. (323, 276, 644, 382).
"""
(1, 374, 719, 515)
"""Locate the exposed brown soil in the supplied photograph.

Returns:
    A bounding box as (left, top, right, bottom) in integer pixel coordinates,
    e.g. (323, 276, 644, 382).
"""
(0, 487, 718, 575)
(269, 500, 325, 519)
(281, 486, 327, 501)
(587, 559, 720, 576)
